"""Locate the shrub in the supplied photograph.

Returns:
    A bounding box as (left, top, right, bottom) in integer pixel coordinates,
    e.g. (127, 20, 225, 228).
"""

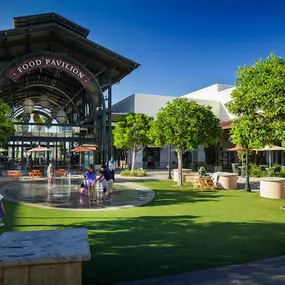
(120, 168, 148, 177)
(120, 170, 131, 176)
(249, 163, 267, 177)
(199, 166, 207, 175)
(280, 167, 285, 177)
(270, 164, 284, 177)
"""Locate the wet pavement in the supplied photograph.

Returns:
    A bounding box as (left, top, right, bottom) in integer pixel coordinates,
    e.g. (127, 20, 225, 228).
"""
(0, 177, 154, 210)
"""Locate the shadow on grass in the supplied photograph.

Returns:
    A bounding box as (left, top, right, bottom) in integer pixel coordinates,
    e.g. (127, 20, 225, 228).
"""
(12, 214, 284, 284)
(81, 218, 285, 284)
(77, 217, 285, 284)
(147, 187, 228, 207)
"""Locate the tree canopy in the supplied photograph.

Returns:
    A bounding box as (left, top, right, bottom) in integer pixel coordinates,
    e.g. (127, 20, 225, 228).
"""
(224, 53, 285, 191)
(151, 98, 222, 186)
(113, 113, 153, 171)
(0, 100, 14, 144)
(226, 53, 285, 148)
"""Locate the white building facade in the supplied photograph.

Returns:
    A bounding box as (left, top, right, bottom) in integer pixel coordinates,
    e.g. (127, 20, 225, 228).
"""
(112, 84, 236, 170)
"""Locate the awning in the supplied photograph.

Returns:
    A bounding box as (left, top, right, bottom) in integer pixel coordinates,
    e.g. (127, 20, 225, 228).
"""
(227, 146, 246, 151)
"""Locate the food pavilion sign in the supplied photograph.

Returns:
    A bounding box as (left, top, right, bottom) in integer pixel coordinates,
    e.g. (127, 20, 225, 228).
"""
(6, 57, 92, 87)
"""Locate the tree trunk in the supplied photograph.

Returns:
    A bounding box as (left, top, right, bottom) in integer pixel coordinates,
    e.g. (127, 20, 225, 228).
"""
(131, 149, 136, 171)
(177, 149, 183, 186)
(245, 148, 251, 192)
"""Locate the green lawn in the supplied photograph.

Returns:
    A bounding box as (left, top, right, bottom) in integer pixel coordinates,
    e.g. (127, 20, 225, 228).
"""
(2, 181, 285, 284)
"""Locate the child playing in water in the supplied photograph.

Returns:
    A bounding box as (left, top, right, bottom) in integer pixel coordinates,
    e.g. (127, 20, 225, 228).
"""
(96, 170, 108, 202)
(82, 176, 88, 194)
(0, 194, 6, 227)
(80, 183, 87, 196)
(86, 164, 96, 203)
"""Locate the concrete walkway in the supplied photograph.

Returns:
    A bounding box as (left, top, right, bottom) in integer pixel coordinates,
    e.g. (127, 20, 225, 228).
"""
(118, 171, 262, 191)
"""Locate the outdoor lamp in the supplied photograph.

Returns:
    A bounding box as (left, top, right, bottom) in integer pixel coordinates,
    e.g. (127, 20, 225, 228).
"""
(22, 98, 34, 113)
(56, 109, 67, 124)
(22, 113, 30, 123)
(46, 117, 52, 129)
(39, 95, 49, 108)
(33, 113, 40, 123)
(50, 108, 58, 118)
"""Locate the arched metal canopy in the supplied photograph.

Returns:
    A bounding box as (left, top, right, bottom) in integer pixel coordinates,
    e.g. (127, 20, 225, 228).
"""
(0, 12, 140, 163)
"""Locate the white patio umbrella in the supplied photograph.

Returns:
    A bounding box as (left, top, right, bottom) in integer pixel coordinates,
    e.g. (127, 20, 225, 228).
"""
(254, 146, 285, 168)
(28, 146, 51, 165)
(28, 146, 51, 152)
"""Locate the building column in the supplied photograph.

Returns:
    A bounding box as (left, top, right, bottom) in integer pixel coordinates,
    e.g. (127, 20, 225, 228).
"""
(12, 141, 15, 169)
(101, 109, 106, 164)
(63, 142, 66, 168)
(21, 140, 24, 170)
(56, 141, 58, 169)
(47, 142, 50, 164)
(108, 68, 113, 160)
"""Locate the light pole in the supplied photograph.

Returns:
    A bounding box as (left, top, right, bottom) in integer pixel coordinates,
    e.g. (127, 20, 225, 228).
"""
(168, 144, 172, 179)
(244, 147, 251, 192)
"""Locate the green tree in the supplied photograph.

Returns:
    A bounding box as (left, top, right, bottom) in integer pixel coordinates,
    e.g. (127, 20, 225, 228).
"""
(0, 100, 14, 144)
(113, 113, 153, 171)
(150, 98, 222, 186)
(226, 53, 285, 191)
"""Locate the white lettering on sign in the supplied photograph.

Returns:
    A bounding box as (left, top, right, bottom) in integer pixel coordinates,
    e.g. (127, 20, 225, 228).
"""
(7, 57, 92, 87)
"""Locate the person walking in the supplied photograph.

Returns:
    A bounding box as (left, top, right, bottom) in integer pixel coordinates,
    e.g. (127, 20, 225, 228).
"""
(108, 157, 116, 181)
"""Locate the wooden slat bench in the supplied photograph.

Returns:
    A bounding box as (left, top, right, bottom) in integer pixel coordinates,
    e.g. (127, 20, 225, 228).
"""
(193, 177, 215, 190)
(56, 169, 66, 177)
(8, 170, 23, 178)
(28, 170, 43, 177)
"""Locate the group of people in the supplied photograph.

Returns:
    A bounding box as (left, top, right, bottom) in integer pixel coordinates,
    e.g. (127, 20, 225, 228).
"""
(81, 162, 114, 204)
(47, 157, 116, 204)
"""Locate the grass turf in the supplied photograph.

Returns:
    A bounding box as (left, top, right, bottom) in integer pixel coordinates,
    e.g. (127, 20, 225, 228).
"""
(1, 180, 285, 284)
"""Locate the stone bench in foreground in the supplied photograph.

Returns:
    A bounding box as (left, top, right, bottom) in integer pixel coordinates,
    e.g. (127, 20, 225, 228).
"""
(0, 228, 91, 285)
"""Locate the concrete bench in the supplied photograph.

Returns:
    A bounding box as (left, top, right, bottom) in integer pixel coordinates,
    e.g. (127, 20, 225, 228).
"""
(216, 173, 238, 189)
(173, 169, 192, 182)
(260, 178, 285, 199)
(0, 228, 91, 285)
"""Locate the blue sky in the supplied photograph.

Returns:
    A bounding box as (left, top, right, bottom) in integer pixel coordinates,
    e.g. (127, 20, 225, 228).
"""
(2, 0, 285, 102)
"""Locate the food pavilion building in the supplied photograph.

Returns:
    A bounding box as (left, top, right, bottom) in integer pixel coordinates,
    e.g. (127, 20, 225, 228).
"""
(0, 13, 139, 170)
